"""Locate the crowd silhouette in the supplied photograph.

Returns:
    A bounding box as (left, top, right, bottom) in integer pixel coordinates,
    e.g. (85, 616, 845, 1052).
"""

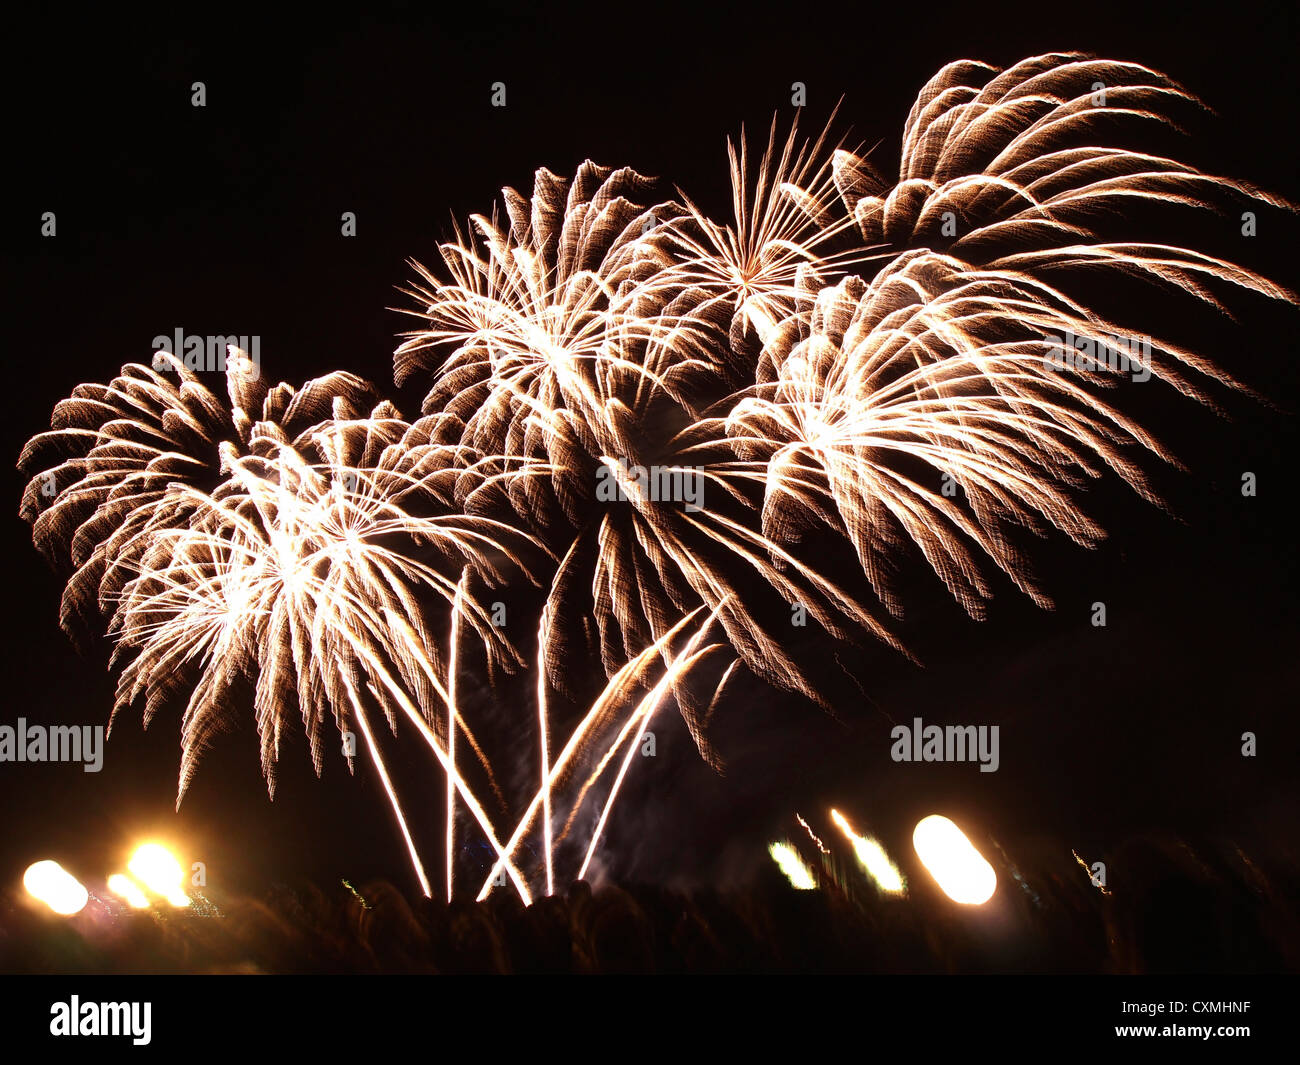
(4, 832, 1295, 974)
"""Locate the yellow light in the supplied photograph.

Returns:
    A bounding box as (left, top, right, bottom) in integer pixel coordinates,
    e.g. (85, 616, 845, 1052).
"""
(107, 873, 151, 909)
(127, 843, 191, 907)
(23, 860, 88, 916)
(768, 842, 817, 890)
(830, 809, 904, 893)
(912, 815, 996, 904)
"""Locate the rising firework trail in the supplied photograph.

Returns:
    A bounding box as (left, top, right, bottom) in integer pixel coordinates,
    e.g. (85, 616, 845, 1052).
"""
(831, 808, 905, 893)
(769, 842, 818, 890)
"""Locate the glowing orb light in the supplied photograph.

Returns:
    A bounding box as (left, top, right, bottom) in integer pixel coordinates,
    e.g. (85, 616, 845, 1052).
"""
(23, 860, 88, 915)
(107, 873, 151, 909)
(768, 842, 818, 890)
(912, 815, 996, 905)
(127, 843, 191, 907)
(830, 809, 905, 893)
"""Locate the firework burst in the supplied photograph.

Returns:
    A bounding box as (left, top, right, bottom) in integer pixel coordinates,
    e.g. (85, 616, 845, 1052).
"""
(18, 352, 387, 643)
(17, 53, 1294, 899)
(106, 416, 533, 791)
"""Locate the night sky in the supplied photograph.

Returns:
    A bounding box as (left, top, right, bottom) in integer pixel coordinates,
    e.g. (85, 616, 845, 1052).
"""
(3, 2, 1296, 907)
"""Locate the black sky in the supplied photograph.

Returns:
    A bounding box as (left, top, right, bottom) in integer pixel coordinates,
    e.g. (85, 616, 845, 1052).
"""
(3, 1, 1296, 902)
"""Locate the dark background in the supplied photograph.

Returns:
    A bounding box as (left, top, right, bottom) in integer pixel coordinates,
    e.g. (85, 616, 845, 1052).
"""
(2, 1, 1296, 907)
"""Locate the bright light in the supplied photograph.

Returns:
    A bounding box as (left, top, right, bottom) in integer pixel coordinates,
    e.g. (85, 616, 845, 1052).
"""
(23, 860, 88, 916)
(912, 815, 996, 905)
(127, 843, 191, 907)
(768, 842, 817, 890)
(830, 809, 904, 893)
(107, 873, 151, 909)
